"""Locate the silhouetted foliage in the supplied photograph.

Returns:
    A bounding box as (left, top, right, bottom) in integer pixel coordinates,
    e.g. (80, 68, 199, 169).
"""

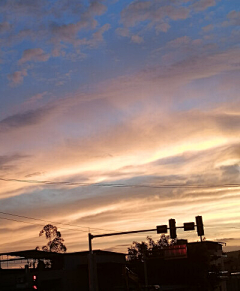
(127, 238, 222, 290)
(127, 234, 176, 262)
(36, 224, 67, 253)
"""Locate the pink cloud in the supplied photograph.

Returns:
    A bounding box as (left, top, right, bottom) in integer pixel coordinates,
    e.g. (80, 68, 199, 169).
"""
(7, 69, 28, 85)
(0, 22, 11, 33)
(192, 0, 216, 12)
(18, 48, 50, 64)
(120, 1, 190, 32)
(156, 22, 171, 33)
(49, 2, 107, 49)
(50, 20, 89, 44)
(131, 35, 144, 44)
(86, 1, 107, 16)
(222, 10, 240, 27)
(227, 10, 240, 20)
(24, 92, 48, 108)
(161, 5, 190, 20)
(202, 24, 214, 32)
(91, 23, 111, 44)
(167, 36, 191, 47)
(118, 1, 190, 41)
(115, 27, 130, 37)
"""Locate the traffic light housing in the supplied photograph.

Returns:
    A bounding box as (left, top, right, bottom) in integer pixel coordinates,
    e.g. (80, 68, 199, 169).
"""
(184, 222, 195, 231)
(157, 225, 168, 234)
(196, 215, 204, 236)
(169, 218, 177, 239)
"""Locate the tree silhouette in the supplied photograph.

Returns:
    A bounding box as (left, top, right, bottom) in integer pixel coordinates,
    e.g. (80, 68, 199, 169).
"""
(36, 224, 67, 253)
(127, 234, 176, 261)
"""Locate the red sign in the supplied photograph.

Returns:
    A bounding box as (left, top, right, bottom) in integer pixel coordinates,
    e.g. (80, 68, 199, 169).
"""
(164, 244, 187, 260)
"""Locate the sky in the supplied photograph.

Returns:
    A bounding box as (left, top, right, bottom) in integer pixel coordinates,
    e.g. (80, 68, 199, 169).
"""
(0, 0, 240, 256)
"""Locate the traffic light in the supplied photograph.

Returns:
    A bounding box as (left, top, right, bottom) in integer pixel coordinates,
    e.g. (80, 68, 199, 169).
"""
(32, 274, 38, 290)
(169, 218, 177, 239)
(183, 222, 195, 231)
(195, 215, 204, 236)
(157, 225, 168, 234)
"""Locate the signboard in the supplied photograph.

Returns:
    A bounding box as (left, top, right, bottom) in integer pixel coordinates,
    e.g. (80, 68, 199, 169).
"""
(164, 244, 187, 260)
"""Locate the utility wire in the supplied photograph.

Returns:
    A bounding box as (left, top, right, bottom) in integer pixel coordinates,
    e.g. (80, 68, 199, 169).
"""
(0, 178, 239, 234)
(0, 177, 239, 189)
(1, 215, 239, 231)
(0, 216, 86, 232)
(0, 211, 116, 233)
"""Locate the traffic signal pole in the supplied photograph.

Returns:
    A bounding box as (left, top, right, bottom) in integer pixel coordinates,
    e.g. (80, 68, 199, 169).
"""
(88, 216, 204, 291)
(88, 226, 177, 291)
(90, 228, 156, 240)
(88, 233, 95, 291)
(88, 228, 156, 291)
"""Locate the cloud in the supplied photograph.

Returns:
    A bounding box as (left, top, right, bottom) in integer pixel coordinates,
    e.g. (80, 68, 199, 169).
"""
(155, 22, 171, 33)
(115, 0, 224, 45)
(0, 22, 11, 33)
(99, 46, 240, 109)
(0, 105, 54, 132)
(0, 138, 239, 252)
(25, 172, 45, 178)
(131, 35, 144, 44)
(18, 48, 50, 64)
(115, 27, 130, 37)
(116, 27, 144, 43)
(0, 0, 109, 59)
(162, 5, 190, 20)
(162, 47, 240, 81)
(215, 238, 236, 242)
(50, 20, 90, 45)
(227, 10, 240, 20)
(50, 20, 110, 49)
(86, 1, 107, 16)
(0, 154, 29, 172)
(192, 0, 216, 12)
(26, 92, 48, 104)
(0, 15, 240, 252)
(7, 69, 28, 85)
(120, 1, 190, 29)
(0, 0, 44, 18)
(1, 152, 239, 252)
(48, 1, 108, 48)
(202, 24, 214, 32)
(6, 95, 236, 194)
(222, 10, 240, 27)
(167, 35, 192, 47)
(3, 29, 37, 47)
(91, 23, 111, 45)
(220, 164, 240, 182)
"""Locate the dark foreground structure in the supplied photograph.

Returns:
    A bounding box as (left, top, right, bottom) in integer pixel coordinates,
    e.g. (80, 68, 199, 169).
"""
(127, 241, 228, 291)
(0, 249, 126, 291)
(1, 241, 240, 291)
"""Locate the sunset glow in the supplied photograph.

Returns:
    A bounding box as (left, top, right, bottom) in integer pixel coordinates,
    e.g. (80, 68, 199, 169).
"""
(0, 0, 239, 254)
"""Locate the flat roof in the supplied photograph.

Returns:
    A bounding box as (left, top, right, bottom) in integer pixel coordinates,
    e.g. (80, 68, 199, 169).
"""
(0, 250, 62, 260)
(0, 249, 126, 260)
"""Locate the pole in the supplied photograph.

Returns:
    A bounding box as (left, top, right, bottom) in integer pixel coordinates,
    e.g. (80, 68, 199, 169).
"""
(143, 252, 148, 290)
(89, 228, 157, 291)
(88, 218, 204, 290)
(88, 233, 96, 291)
(92, 228, 156, 239)
(89, 233, 93, 253)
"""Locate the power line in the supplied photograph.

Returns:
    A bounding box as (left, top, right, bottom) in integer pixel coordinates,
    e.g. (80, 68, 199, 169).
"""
(1, 215, 239, 233)
(0, 177, 239, 189)
(0, 216, 84, 232)
(0, 211, 115, 233)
